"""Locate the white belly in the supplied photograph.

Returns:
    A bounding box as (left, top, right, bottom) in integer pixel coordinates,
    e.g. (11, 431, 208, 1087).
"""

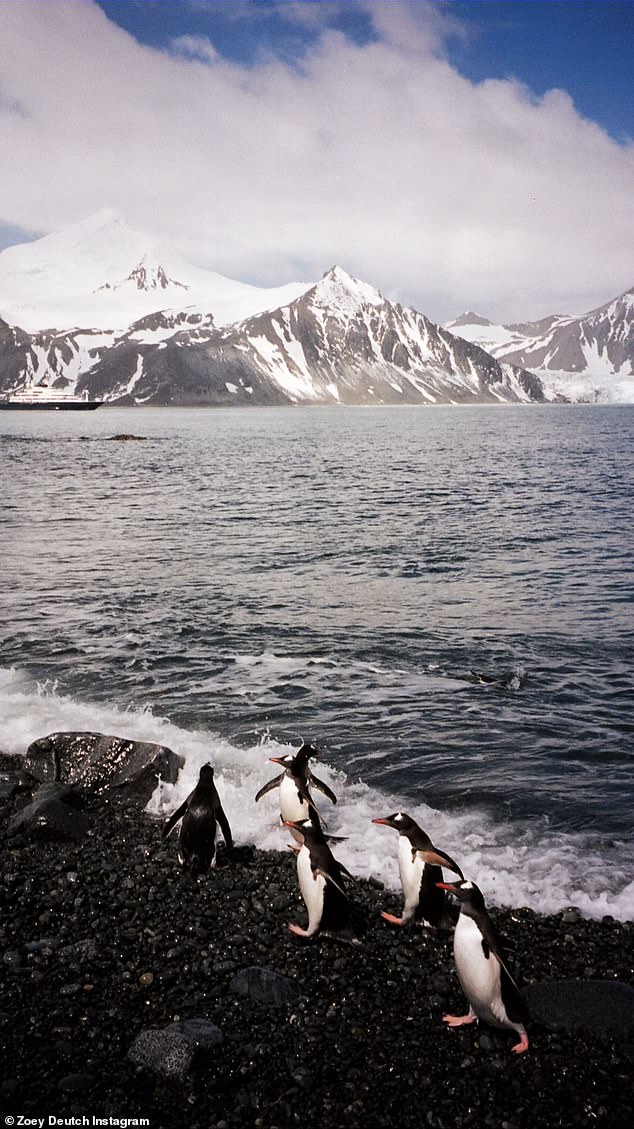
(397, 836, 424, 920)
(454, 915, 507, 1028)
(279, 775, 310, 822)
(296, 844, 325, 935)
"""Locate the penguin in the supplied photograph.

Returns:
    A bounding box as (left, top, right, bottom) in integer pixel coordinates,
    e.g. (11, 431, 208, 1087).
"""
(255, 742, 337, 824)
(162, 764, 233, 875)
(283, 817, 357, 942)
(372, 812, 464, 928)
(467, 670, 522, 691)
(436, 879, 529, 1054)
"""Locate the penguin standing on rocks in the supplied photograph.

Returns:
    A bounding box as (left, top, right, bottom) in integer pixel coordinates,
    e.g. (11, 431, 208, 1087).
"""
(372, 812, 464, 928)
(436, 879, 529, 1054)
(162, 764, 233, 875)
(283, 817, 357, 942)
(255, 742, 337, 824)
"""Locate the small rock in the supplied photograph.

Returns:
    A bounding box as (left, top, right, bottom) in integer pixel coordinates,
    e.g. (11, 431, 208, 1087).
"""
(229, 966, 303, 1008)
(58, 1073, 94, 1092)
(561, 907, 581, 924)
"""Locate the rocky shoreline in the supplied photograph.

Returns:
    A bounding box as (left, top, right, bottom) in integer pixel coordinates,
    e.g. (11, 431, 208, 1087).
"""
(1, 741, 633, 1129)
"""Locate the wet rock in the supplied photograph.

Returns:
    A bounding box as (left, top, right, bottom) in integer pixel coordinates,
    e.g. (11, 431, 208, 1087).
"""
(229, 965, 303, 1007)
(7, 784, 92, 841)
(24, 731, 183, 800)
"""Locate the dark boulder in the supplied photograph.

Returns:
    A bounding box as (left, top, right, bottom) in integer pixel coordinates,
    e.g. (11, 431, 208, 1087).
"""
(7, 782, 92, 841)
(229, 965, 303, 1007)
(24, 732, 183, 801)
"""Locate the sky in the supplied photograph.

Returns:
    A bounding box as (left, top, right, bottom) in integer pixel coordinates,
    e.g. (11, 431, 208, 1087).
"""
(0, 0, 632, 324)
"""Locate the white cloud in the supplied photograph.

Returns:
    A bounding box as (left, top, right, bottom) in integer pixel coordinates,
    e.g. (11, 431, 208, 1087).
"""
(169, 34, 219, 64)
(0, 0, 632, 323)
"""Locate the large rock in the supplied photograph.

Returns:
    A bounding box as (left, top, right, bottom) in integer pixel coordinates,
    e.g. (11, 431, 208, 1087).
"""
(128, 1019, 223, 1081)
(7, 783, 92, 841)
(24, 732, 183, 801)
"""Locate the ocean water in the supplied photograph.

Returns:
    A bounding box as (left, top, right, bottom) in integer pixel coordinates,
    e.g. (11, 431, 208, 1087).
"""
(1, 403, 633, 920)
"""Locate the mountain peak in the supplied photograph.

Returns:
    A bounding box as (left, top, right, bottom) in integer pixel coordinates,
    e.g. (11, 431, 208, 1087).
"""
(448, 311, 494, 329)
(310, 265, 384, 313)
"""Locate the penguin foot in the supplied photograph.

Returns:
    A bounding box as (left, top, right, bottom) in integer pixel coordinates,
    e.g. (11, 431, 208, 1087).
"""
(511, 1032, 529, 1055)
(380, 911, 406, 926)
(288, 923, 315, 938)
(442, 1013, 478, 1028)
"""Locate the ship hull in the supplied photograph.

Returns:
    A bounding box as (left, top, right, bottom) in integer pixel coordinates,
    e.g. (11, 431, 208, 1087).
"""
(0, 401, 103, 411)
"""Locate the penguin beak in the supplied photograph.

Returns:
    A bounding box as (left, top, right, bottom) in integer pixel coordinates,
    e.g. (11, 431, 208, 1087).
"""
(371, 817, 393, 828)
(269, 756, 285, 765)
(436, 881, 460, 894)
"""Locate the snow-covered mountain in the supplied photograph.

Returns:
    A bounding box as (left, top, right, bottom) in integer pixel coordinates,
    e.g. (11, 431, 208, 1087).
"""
(7, 266, 541, 407)
(0, 211, 547, 407)
(0, 208, 308, 332)
(446, 288, 634, 403)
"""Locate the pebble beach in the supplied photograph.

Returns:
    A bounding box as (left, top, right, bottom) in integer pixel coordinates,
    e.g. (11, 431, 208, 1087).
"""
(1, 749, 633, 1129)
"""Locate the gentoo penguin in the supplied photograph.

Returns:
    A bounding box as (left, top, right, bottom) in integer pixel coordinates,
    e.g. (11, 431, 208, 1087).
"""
(255, 742, 337, 824)
(283, 817, 356, 942)
(372, 812, 464, 928)
(162, 764, 233, 875)
(436, 879, 529, 1054)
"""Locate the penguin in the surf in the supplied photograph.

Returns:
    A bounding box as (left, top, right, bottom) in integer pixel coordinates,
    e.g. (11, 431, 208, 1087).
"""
(162, 764, 233, 875)
(283, 816, 357, 942)
(436, 878, 529, 1054)
(467, 670, 522, 691)
(255, 742, 337, 824)
(372, 812, 464, 928)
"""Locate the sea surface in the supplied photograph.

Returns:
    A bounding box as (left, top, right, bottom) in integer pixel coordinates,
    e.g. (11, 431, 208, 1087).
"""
(1, 403, 633, 920)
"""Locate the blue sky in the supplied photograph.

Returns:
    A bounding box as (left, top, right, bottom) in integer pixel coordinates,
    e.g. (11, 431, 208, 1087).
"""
(0, 1, 632, 322)
(95, 0, 634, 142)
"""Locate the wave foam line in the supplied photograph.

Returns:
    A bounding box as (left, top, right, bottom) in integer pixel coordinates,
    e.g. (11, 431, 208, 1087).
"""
(2, 666, 633, 922)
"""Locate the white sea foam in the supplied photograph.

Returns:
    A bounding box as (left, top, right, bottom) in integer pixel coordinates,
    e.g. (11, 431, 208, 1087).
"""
(1, 666, 632, 922)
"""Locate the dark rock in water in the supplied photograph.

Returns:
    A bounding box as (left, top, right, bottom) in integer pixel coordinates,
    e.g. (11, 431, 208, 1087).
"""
(523, 979, 634, 1037)
(24, 732, 183, 800)
(7, 783, 92, 841)
(229, 965, 303, 1007)
(128, 1019, 223, 1081)
(106, 434, 147, 441)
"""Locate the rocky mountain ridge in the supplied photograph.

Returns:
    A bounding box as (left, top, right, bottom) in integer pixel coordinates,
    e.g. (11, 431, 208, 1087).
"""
(1, 209, 631, 405)
(0, 266, 546, 406)
(447, 287, 634, 378)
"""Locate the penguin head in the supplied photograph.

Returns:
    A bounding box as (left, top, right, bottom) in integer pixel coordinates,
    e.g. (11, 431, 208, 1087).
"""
(283, 816, 326, 845)
(269, 753, 296, 767)
(198, 764, 215, 783)
(435, 878, 485, 911)
(372, 811, 415, 833)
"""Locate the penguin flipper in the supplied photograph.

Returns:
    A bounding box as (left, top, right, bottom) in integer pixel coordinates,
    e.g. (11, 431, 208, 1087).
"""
(314, 866, 348, 899)
(162, 799, 188, 840)
(338, 862, 357, 883)
(309, 772, 338, 805)
(255, 774, 284, 802)
(494, 953, 530, 1025)
(216, 804, 233, 850)
(296, 784, 321, 817)
(416, 846, 464, 879)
